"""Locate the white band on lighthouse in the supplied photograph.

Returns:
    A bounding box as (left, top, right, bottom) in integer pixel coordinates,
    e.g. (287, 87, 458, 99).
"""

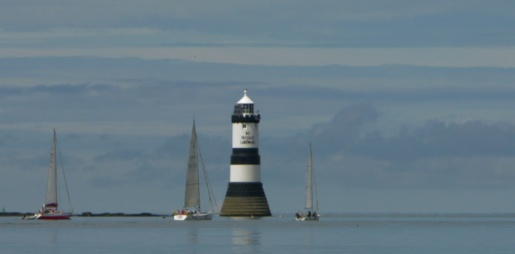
(232, 123, 259, 148)
(230, 165, 261, 182)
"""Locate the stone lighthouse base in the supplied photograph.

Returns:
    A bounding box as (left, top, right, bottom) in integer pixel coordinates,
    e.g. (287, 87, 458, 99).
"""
(220, 182, 271, 217)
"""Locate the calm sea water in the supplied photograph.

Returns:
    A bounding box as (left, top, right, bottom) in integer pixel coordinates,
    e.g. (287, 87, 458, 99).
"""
(2, 213, 515, 253)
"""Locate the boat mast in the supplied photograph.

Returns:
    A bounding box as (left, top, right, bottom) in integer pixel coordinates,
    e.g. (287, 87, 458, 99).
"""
(312, 145, 319, 211)
(305, 144, 313, 210)
(45, 129, 58, 209)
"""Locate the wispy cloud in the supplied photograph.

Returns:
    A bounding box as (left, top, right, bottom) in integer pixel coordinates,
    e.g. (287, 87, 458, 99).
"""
(2, 47, 515, 68)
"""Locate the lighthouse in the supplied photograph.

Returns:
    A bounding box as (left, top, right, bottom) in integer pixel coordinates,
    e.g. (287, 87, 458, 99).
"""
(219, 89, 271, 217)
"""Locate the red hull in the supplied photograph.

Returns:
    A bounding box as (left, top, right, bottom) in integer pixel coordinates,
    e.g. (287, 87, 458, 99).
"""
(38, 214, 72, 220)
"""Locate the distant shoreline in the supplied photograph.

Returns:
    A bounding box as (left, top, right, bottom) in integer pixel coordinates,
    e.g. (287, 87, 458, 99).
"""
(0, 212, 168, 217)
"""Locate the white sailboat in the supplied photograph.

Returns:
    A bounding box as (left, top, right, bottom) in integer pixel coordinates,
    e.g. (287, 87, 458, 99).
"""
(23, 129, 72, 220)
(295, 144, 319, 221)
(173, 121, 217, 221)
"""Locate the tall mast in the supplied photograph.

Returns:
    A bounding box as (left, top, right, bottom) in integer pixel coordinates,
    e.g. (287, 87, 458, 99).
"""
(45, 129, 58, 209)
(305, 144, 313, 210)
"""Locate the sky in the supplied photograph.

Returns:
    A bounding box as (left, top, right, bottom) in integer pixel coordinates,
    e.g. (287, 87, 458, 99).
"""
(1, 0, 515, 214)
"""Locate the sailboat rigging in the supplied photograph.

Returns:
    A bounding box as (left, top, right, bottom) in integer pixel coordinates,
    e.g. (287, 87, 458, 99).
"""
(23, 129, 73, 220)
(173, 121, 218, 221)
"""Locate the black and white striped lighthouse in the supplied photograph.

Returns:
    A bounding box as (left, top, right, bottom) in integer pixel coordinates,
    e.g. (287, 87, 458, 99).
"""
(219, 89, 271, 217)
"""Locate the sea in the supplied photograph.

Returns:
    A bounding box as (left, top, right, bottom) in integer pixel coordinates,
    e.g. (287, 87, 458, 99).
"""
(2, 213, 515, 254)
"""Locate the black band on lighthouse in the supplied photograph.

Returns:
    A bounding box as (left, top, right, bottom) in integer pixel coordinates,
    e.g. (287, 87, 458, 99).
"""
(231, 148, 260, 164)
(232, 115, 260, 123)
(224, 182, 266, 197)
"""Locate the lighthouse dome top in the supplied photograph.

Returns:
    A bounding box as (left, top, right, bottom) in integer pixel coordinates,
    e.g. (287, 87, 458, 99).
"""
(237, 89, 254, 104)
(232, 89, 259, 120)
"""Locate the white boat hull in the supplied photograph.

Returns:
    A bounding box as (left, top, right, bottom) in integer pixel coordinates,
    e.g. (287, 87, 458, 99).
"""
(295, 216, 320, 221)
(22, 214, 39, 220)
(296, 216, 319, 221)
(174, 213, 212, 221)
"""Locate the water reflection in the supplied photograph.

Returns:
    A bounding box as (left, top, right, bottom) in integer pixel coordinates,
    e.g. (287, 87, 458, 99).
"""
(231, 227, 261, 252)
(49, 228, 57, 244)
(188, 226, 199, 245)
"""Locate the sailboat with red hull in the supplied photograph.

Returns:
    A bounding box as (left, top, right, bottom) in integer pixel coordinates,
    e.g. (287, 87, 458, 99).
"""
(23, 130, 72, 220)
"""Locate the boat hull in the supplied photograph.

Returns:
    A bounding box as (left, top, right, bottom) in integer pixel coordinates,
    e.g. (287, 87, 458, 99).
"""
(38, 213, 72, 220)
(296, 216, 319, 221)
(295, 213, 320, 221)
(173, 213, 212, 221)
(23, 212, 72, 220)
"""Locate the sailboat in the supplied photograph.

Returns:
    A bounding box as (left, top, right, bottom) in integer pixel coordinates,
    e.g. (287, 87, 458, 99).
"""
(173, 121, 217, 221)
(295, 144, 319, 221)
(23, 129, 72, 220)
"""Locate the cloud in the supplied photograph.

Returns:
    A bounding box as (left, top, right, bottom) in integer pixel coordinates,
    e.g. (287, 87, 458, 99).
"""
(3, 47, 515, 68)
(309, 104, 379, 145)
(260, 104, 515, 190)
(350, 120, 515, 160)
(2, 0, 514, 48)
